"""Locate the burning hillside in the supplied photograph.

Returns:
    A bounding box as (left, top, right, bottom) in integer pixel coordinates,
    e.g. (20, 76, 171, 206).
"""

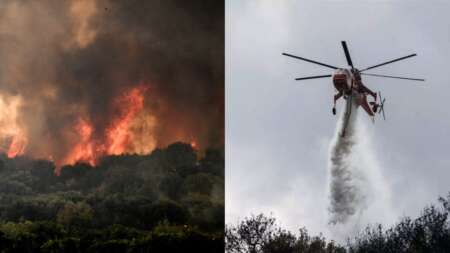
(0, 0, 224, 171)
(61, 84, 154, 167)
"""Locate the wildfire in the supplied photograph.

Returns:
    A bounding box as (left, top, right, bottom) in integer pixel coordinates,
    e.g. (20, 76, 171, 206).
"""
(62, 118, 96, 166)
(7, 134, 27, 158)
(106, 85, 147, 155)
(0, 94, 28, 158)
(0, 83, 195, 171)
(61, 84, 153, 167)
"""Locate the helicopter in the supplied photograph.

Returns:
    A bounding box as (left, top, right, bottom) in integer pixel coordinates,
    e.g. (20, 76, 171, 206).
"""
(282, 41, 425, 137)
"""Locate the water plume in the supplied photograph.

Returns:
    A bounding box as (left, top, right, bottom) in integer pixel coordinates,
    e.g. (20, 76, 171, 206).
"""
(328, 95, 367, 225)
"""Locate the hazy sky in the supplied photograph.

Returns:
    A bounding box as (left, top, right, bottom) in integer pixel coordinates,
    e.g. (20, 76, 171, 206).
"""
(226, 0, 450, 239)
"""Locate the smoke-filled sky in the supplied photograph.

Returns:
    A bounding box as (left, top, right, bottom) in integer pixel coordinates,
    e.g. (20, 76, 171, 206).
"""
(226, 0, 450, 240)
(0, 0, 223, 167)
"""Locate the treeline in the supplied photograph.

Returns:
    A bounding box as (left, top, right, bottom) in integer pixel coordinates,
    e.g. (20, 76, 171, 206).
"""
(226, 214, 345, 253)
(0, 142, 224, 252)
(226, 193, 450, 253)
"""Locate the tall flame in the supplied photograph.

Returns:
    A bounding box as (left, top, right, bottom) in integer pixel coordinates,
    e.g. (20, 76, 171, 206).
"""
(61, 84, 152, 167)
(62, 118, 96, 166)
(106, 85, 147, 155)
(7, 134, 27, 158)
(0, 95, 28, 158)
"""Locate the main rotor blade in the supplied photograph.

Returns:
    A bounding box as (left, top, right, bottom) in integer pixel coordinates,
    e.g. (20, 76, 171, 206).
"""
(361, 73, 425, 81)
(341, 41, 354, 69)
(360, 54, 417, 72)
(295, 74, 332, 81)
(282, 53, 338, 70)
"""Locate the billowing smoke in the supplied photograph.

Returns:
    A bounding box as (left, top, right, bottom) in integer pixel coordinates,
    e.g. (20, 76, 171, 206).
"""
(0, 1, 223, 169)
(328, 95, 367, 225)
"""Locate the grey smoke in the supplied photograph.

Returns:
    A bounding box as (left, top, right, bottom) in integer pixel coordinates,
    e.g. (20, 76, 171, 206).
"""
(328, 94, 367, 225)
(0, 1, 224, 163)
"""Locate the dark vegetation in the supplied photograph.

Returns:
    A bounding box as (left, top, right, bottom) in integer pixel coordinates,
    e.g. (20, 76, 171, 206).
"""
(226, 194, 450, 253)
(0, 142, 224, 252)
(226, 214, 345, 253)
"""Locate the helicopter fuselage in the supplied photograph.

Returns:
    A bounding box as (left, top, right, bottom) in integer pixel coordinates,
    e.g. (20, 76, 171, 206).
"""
(332, 68, 355, 94)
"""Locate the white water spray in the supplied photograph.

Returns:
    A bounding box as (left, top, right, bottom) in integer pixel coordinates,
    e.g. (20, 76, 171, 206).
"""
(328, 95, 366, 225)
(327, 94, 396, 238)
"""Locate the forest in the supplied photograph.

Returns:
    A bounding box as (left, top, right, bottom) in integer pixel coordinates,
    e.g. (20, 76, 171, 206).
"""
(226, 193, 450, 253)
(0, 142, 224, 252)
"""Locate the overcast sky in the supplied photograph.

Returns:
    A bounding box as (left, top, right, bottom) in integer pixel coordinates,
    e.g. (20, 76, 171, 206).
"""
(226, 0, 450, 240)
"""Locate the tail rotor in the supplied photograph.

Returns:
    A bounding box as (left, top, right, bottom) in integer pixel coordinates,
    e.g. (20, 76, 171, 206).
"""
(378, 91, 386, 120)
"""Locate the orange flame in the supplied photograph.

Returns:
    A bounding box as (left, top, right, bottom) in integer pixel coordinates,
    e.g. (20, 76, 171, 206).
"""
(62, 118, 96, 166)
(0, 94, 28, 158)
(61, 84, 150, 167)
(106, 85, 147, 155)
(7, 134, 27, 158)
(190, 141, 197, 149)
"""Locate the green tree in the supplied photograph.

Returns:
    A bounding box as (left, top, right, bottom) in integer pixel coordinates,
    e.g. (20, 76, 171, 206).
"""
(57, 202, 93, 229)
(226, 214, 346, 253)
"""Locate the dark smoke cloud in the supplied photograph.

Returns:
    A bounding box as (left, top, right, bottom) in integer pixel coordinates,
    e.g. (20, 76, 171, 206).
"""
(0, 0, 223, 162)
